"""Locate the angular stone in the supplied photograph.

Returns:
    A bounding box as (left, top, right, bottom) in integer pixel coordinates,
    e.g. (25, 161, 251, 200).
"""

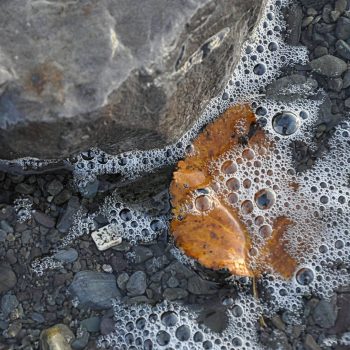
(57, 197, 80, 233)
(312, 299, 337, 328)
(91, 224, 122, 251)
(336, 39, 350, 59)
(0, 0, 265, 160)
(68, 271, 120, 310)
(300, 0, 328, 10)
(310, 55, 347, 77)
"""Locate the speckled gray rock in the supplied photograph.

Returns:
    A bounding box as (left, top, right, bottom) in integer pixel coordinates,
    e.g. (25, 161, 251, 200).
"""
(310, 55, 347, 77)
(68, 271, 120, 310)
(126, 271, 147, 296)
(312, 299, 337, 328)
(0, 0, 265, 160)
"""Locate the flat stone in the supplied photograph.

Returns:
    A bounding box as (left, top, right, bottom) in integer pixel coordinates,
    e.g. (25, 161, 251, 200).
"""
(336, 16, 350, 40)
(53, 248, 79, 263)
(0, 265, 17, 294)
(126, 271, 147, 296)
(0, 0, 265, 160)
(163, 288, 188, 301)
(310, 55, 347, 77)
(33, 211, 56, 228)
(133, 246, 153, 264)
(312, 299, 337, 328)
(81, 316, 101, 333)
(187, 276, 218, 295)
(68, 271, 120, 310)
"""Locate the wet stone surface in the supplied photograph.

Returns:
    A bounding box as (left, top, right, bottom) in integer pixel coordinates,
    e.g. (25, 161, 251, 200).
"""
(1, 0, 350, 349)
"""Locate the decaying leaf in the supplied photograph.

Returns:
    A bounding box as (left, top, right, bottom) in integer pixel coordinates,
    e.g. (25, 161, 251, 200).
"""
(170, 104, 297, 279)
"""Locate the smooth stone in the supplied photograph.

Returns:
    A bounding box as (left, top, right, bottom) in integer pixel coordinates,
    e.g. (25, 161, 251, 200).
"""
(47, 179, 64, 196)
(57, 197, 80, 233)
(126, 271, 147, 296)
(14, 183, 34, 195)
(304, 334, 321, 350)
(40, 324, 74, 350)
(81, 316, 101, 333)
(68, 271, 120, 310)
(312, 299, 337, 328)
(187, 276, 218, 295)
(53, 248, 79, 263)
(310, 55, 347, 77)
(0, 265, 17, 294)
(1, 293, 19, 318)
(30, 312, 45, 323)
(116, 272, 129, 291)
(336, 16, 350, 39)
(71, 328, 89, 350)
(163, 288, 188, 301)
(33, 211, 56, 228)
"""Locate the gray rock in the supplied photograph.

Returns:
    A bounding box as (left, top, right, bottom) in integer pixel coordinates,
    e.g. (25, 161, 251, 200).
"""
(187, 276, 218, 295)
(81, 316, 101, 333)
(335, 0, 348, 14)
(336, 16, 350, 40)
(126, 271, 147, 296)
(57, 197, 80, 233)
(116, 272, 129, 291)
(53, 189, 72, 205)
(80, 179, 99, 199)
(163, 288, 188, 301)
(336, 39, 350, 59)
(0, 265, 17, 294)
(344, 97, 350, 108)
(1, 294, 18, 318)
(53, 248, 78, 263)
(47, 179, 64, 196)
(68, 271, 120, 310)
(71, 328, 89, 350)
(0, 229, 7, 242)
(343, 70, 350, 88)
(310, 55, 347, 77)
(100, 317, 115, 335)
(0, 0, 265, 160)
(14, 183, 34, 195)
(30, 312, 45, 323)
(312, 299, 337, 328)
(133, 246, 153, 264)
(33, 211, 56, 228)
(0, 220, 13, 234)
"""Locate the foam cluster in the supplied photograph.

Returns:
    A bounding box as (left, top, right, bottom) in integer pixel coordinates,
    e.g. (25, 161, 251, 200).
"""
(98, 294, 261, 350)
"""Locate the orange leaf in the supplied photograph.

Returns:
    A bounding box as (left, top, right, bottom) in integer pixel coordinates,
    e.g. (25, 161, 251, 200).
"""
(170, 104, 297, 279)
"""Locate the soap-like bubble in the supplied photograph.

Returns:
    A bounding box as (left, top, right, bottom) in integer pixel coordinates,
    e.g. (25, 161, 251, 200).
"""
(272, 111, 300, 136)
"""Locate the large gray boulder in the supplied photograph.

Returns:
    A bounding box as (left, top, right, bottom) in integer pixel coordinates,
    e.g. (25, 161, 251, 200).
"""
(0, 0, 265, 160)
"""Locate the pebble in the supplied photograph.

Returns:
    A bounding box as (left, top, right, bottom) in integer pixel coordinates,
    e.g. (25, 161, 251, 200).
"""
(68, 271, 120, 310)
(30, 312, 45, 323)
(1, 294, 19, 318)
(344, 96, 350, 108)
(187, 276, 218, 295)
(57, 197, 80, 233)
(126, 271, 147, 296)
(47, 179, 64, 196)
(133, 246, 153, 264)
(300, 0, 328, 10)
(100, 316, 115, 335)
(54, 189, 72, 205)
(163, 288, 188, 301)
(0, 220, 14, 234)
(0, 265, 17, 294)
(335, 16, 350, 39)
(33, 211, 56, 228)
(81, 316, 101, 332)
(14, 183, 34, 195)
(116, 272, 129, 290)
(335, 0, 348, 13)
(0, 229, 7, 242)
(53, 248, 78, 263)
(313, 299, 337, 328)
(40, 324, 74, 350)
(336, 39, 350, 59)
(71, 328, 89, 350)
(310, 55, 347, 77)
